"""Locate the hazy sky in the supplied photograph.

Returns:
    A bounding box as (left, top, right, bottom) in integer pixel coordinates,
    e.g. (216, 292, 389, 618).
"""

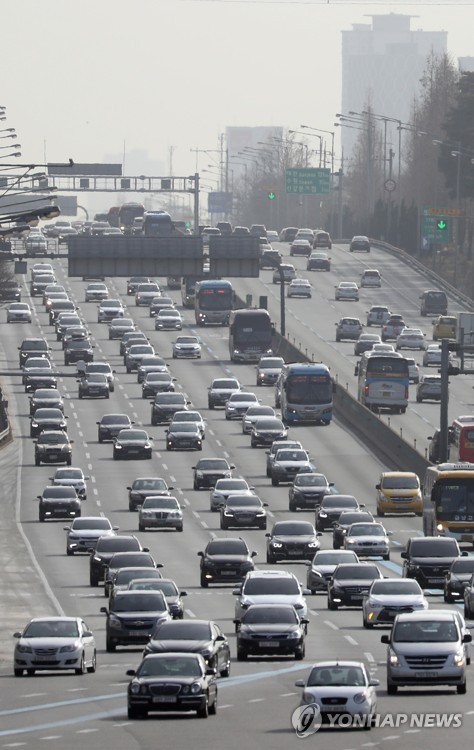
(2, 0, 472, 205)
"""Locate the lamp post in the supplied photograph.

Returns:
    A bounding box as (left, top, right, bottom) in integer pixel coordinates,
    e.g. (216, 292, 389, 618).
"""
(300, 124, 335, 175)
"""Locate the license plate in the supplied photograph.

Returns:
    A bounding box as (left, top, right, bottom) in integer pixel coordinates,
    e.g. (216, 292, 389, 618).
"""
(382, 391, 390, 397)
(221, 570, 237, 575)
(49, 454, 58, 460)
(414, 671, 437, 678)
(461, 535, 474, 542)
(37, 657, 57, 662)
(128, 630, 146, 635)
(289, 550, 302, 555)
(152, 695, 177, 703)
(259, 641, 280, 648)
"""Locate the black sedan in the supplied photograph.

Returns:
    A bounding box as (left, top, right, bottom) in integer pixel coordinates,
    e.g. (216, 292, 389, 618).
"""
(315, 494, 362, 531)
(332, 511, 375, 550)
(97, 413, 134, 442)
(192, 458, 235, 490)
(127, 653, 217, 719)
(327, 563, 383, 610)
(37, 485, 81, 522)
(265, 521, 321, 563)
(444, 558, 474, 603)
(166, 422, 202, 451)
(127, 476, 172, 512)
(77, 373, 110, 399)
(250, 417, 287, 448)
(144, 619, 231, 678)
(141, 372, 176, 398)
(113, 429, 154, 460)
(29, 388, 64, 415)
(220, 495, 268, 530)
(198, 537, 257, 587)
(288, 473, 334, 511)
(30, 408, 68, 438)
(234, 604, 307, 661)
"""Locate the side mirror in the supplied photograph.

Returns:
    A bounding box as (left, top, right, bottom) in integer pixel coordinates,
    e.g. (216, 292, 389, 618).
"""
(375, 483, 381, 490)
(400, 551, 408, 559)
(197, 551, 203, 557)
(99, 607, 108, 615)
(463, 633, 472, 643)
(295, 679, 305, 688)
(381, 635, 390, 644)
(265, 533, 270, 538)
(126, 669, 136, 676)
(251, 551, 257, 557)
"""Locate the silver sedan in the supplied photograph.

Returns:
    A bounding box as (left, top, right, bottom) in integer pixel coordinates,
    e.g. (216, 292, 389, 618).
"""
(13, 617, 96, 676)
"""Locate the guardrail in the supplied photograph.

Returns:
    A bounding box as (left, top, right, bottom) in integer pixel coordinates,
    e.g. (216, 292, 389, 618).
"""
(0, 396, 11, 445)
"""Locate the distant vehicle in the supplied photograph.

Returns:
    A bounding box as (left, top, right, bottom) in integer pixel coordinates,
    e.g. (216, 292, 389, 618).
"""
(275, 362, 333, 425)
(349, 235, 370, 252)
(356, 352, 409, 414)
(143, 210, 174, 237)
(360, 269, 381, 287)
(312, 230, 332, 249)
(420, 289, 448, 316)
(307, 251, 330, 271)
(229, 309, 273, 363)
(119, 202, 144, 234)
(335, 281, 359, 301)
(279, 227, 298, 242)
(432, 315, 457, 340)
(194, 279, 234, 326)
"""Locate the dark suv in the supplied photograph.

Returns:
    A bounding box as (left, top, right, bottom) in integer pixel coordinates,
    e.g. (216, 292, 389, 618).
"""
(401, 536, 464, 589)
(89, 535, 146, 587)
(18, 338, 50, 367)
(327, 563, 383, 609)
(198, 537, 257, 587)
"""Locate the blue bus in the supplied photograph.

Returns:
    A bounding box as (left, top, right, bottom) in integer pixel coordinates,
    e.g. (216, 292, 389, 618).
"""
(194, 279, 234, 326)
(275, 363, 333, 425)
(356, 352, 409, 414)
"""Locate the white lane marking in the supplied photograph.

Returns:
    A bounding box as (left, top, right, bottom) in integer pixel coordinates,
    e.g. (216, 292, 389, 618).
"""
(216, 440, 222, 447)
(280, 692, 297, 697)
(169, 475, 176, 482)
(201, 522, 208, 528)
(345, 635, 358, 646)
(183, 498, 190, 506)
(162, 463, 168, 470)
(185, 609, 196, 618)
(324, 620, 339, 630)
(192, 511, 200, 518)
(364, 652, 375, 663)
(248, 698, 265, 703)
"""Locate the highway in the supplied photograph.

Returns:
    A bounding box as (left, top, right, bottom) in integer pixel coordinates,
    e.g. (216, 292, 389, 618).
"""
(0, 244, 472, 749)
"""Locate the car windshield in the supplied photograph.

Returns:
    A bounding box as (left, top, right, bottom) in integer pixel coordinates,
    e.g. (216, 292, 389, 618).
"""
(147, 374, 170, 382)
(39, 433, 68, 444)
(307, 666, 366, 687)
(131, 579, 177, 594)
(43, 486, 76, 497)
(382, 476, 419, 489)
(87, 364, 111, 374)
(137, 657, 202, 678)
(71, 518, 110, 530)
(96, 537, 140, 552)
(348, 524, 385, 536)
(55, 469, 82, 479)
(259, 359, 284, 369)
(23, 620, 79, 638)
(230, 394, 257, 403)
(101, 415, 130, 425)
(176, 337, 199, 345)
(152, 622, 211, 640)
(159, 310, 180, 318)
(34, 409, 62, 419)
(228, 497, 261, 508)
(142, 498, 178, 510)
(86, 374, 107, 383)
(215, 480, 247, 491)
(334, 566, 380, 580)
(313, 552, 358, 565)
(409, 541, 459, 557)
(394, 620, 459, 643)
(138, 284, 159, 292)
(255, 419, 284, 430)
(246, 407, 274, 417)
(451, 559, 474, 573)
(101, 300, 121, 308)
(34, 390, 60, 400)
(26, 359, 50, 369)
(170, 424, 198, 433)
(243, 578, 299, 595)
(212, 380, 239, 389)
(133, 479, 167, 491)
(207, 540, 248, 555)
(276, 451, 308, 461)
(115, 569, 157, 585)
(295, 475, 327, 487)
(155, 395, 184, 404)
(111, 594, 166, 612)
(322, 497, 357, 509)
(273, 522, 314, 535)
(243, 607, 298, 625)
(371, 581, 421, 595)
(118, 430, 148, 441)
(197, 460, 229, 470)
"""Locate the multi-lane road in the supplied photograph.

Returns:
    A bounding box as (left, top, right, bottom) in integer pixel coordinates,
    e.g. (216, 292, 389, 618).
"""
(0, 242, 473, 749)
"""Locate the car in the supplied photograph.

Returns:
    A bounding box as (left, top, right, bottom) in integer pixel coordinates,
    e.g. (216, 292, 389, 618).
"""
(170, 410, 205, 438)
(444, 558, 474, 603)
(149, 295, 174, 317)
(354, 333, 381, 355)
(34, 430, 73, 467)
(242, 405, 276, 434)
(382, 314, 406, 341)
(266, 230, 279, 242)
(433, 315, 457, 341)
(266, 440, 303, 477)
(198, 537, 256, 587)
(428, 428, 441, 463)
(64, 338, 94, 366)
(420, 289, 448, 316)
(125, 344, 155, 372)
(30, 272, 56, 296)
(7, 302, 31, 323)
(335, 281, 359, 301)
(396, 327, 425, 350)
(30, 407, 67, 438)
(126, 653, 218, 719)
(172, 335, 201, 359)
(288, 473, 334, 511)
(289, 239, 312, 256)
(270, 448, 315, 486)
(138, 496, 183, 532)
(375, 471, 423, 516)
(108, 317, 135, 340)
(201, 227, 221, 244)
(220, 494, 268, 530)
(401, 536, 464, 589)
(259, 248, 282, 269)
(84, 362, 115, 391)
(101, 591, 171, 651)
(155, 308, 183, 330)
(287, 278, 312, 298)
(77, 373, 110, 399)
(127, 477, 172, 511)
(97, 299, 125, 323)
(13, 617, 96, 677)
(250, 223, 267, 238)
(255, 356, 284, 386)
(55, 314, 83, 341)
(343, 522, 391, 560)
(235, 603, 307, 661)
(332, 511, 375, 549)
(315, 494, 362, 531)
(62, 326, 90, 349)
(233, 570, 309, 621)
(103, 551, 160, 597)
(85, 282, 109, 302)
(97, 413, 134, 442)
(423, 343, 442, 366)
(165, 422, 202, 451)
(127, 276, 151, 295)
(207, 377, 241, 409)
(135, 282, 160, 306)
(64, 516, 118, 555)
(224, 391, 259, 420)
(279, 227, 298, 242)
(362, 578, 428, 628)
(107, 566, 163, 597)
(29, 388, 64, 415)
(23, 358, 57, 392)
(464, 574, 474, 617)
(89, 534, 146, 586)
(381, 611, 469, 694)
(36, 484, 81, 521)
(265, 521, 321, 563)
(128, 578, 187, 619)
(405, 357, 420, 384)
(360, 269, 381, 287)
(366, 305, 391, 327)
(137, 355, 168, 383)
(50, 466, 89, 499)
(210, 478, 255, 512)
(313, 230, 332, 249)
(370, 342, 396, 354)
(142, 372, 176, 398)
(349, 235, 370, 252)
(18, 338, 50, 367)
(335, 317, 363, 342)
(327, 562, 383, 609)
(151, 392, 190, 425)
(49, 299, 77, 325)
(294, 661, 378, 726)
(113, 429, 153, 460)
(233, 225, 250, 235)
(306, 549, 360, 594)
(144, 619, 231, 678)
(272, 263, 296, 284)
(192, 458, 235, 490)
(120, 330, 149, 356)
(31, 262, 53, 276)
(24, 235, 48, 256)
(306, 251, 331, 271)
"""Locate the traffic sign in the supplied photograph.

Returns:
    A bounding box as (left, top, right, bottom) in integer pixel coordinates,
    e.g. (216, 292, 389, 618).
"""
(285, 168, 330, 195)
(421, 206, 455, 245)
(437, 219, 447, 230)
(384, 179, 396, 192)
(268, 191, 276, 200)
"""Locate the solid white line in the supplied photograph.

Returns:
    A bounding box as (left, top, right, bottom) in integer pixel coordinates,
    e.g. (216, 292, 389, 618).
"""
(323, 620, 339, 630)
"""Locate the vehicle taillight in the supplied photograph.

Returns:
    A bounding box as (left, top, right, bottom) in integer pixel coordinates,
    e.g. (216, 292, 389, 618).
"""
(405, 386, 409, 399)
(365, 385, 369, 397)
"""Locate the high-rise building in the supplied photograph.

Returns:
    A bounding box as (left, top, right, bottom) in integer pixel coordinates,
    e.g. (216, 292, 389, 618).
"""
(226, 126, 283, 181)
(341, 13, 447, 159)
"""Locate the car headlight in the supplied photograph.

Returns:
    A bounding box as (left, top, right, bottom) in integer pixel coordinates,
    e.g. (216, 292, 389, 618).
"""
(271, 542, 283, 548)
(115, 444, 123, 449)
(109, 615, 122, 627)
(144, 443, 151, 449)
(308, 542, 319, 548)
(60, 643, 78, 653)
(17, 645, 33, 654)
(319, 511, 327, 518)
(196, 471, 203, 478)
(346, 539, 357, 545)
(130, 682, 142, 694)
(255, 511, 266, 517)
(389, 650, 400, 667)
(224, 510, 233, 517)
(93, 555, 102, 562)
(353, 691, 369, 704)
(454, 650, 465, 667)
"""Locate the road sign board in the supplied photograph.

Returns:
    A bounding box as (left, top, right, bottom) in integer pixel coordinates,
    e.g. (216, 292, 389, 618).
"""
(285, 168, 330, 195)
(208, 192, 233, 213)
(421, 206, 455, 245)
(423, 206, 462, 217)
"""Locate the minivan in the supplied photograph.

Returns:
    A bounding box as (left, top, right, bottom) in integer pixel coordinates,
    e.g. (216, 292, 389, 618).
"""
(420, 289, 448, 316)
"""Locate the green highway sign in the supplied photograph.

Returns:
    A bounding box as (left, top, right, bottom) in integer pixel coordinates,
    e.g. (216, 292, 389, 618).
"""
(285, 168, 331, 195)
(421, 206, 455, 245)
(437, 219, 447, 230)
(268, 191, 276, 200)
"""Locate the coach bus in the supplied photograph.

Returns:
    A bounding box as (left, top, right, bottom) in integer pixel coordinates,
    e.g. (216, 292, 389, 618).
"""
(194, 279, 234, 326)
(422, 462, 474, 544)
(229, 309, 273, 363)
(275, 362, 333, 425)
(448, 416, 474, 463)
(119, 203, 144, 234)
(356, 352, 409, 414)
(143, 210, 174, 236)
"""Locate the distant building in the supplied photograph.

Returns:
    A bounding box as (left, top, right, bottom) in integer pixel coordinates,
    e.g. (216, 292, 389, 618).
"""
(459, 57, 474, 72)
(341, 13, 447, 158)
(226, 126, 283, 182)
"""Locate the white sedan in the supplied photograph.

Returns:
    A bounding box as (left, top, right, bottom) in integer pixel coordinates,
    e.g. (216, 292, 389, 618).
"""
(423, 343, 442, 366)
(7, 302, 32, 323)
(395, 328, 425, 350)
(13, 617, 96, 676)
(155, 308, 183, 330)
(287, 279, 312, 298)
(172, 335, 201, 359)
(335, 282, 359, 301)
